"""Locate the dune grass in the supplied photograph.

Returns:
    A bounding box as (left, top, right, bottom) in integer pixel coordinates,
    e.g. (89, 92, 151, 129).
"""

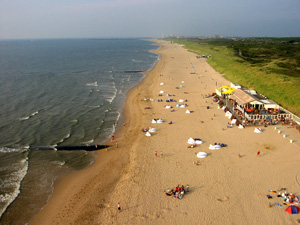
(167, 38, 300, 116)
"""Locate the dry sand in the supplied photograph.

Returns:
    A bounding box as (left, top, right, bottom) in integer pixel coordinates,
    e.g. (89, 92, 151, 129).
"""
(30, 40, 300, 225)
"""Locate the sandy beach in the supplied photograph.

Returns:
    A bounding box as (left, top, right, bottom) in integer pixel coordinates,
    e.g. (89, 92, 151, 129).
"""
(29, 40, 300, 225)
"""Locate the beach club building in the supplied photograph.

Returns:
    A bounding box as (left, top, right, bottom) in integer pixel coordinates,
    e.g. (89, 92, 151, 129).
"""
(215, 83, 298, 125)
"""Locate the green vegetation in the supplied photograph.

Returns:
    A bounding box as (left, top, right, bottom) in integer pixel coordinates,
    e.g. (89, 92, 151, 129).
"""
(166, 37, 300, 116)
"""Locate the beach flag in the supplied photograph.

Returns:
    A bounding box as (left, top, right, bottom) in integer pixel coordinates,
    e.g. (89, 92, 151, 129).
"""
(285, 205, 299, 214)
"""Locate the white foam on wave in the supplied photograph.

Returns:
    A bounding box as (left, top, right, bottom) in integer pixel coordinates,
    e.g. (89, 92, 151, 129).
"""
(132, 59, 143, 63)
(83, 139, 94, 145)
(19, 116, 30, 121)
(86, 105, 100, 109)
(19, 110, 39, 121)
(0, 157, 28, 218)
(106, 82, 117, 103)
(56, 133, 71, 145)
(51, 161, 65, 166)
(0, 147, 23, 153)
(86, 81, 98, 87)
(146, 52, 161, 72)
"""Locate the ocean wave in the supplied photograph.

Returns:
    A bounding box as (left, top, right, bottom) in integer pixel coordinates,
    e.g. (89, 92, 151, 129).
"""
(56, 133, 71, 145)
(51, 161, 65, 166)
(105, 82, 117, 103)
(0, 147, 24, 153)
(19, 110, 39, 121)
(86, 82, 98, 87)
(0, 158, 28, 219)
(82, 139, 94, 145)
(132, 59, 143, 63)
(146, 52, 161, 72)
(86, 105, 100, 109)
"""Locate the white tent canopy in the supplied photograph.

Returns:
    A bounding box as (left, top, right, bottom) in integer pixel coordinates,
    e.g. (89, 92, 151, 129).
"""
(149, 127, 157, 133)
(197, 152, 207, 158)
(254, 127, 262, 133)
(209, 144, 221, 150)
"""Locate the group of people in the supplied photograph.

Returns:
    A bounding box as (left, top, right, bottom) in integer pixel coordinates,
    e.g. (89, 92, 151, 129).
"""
(165, 184, 189, 199)
(281, 192, 299, 204)
(267, 189, 299, 205)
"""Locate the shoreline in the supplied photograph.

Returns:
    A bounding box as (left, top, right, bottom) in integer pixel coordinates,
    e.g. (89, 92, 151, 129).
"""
(28, 39, 163, 225)
(30, 40, 300, 224)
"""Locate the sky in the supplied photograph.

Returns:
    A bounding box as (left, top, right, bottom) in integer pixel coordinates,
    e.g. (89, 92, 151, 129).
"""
(1, 0, 300, 39)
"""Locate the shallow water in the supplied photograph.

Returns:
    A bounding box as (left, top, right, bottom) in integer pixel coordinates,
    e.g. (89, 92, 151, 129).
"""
(0, 39, 159, 224)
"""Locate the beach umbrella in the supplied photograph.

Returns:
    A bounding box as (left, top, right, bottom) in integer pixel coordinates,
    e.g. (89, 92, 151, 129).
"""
(285, 205, 299, 214)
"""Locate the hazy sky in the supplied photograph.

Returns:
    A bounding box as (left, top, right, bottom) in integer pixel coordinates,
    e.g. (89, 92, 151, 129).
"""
(1, 0, 299, 39)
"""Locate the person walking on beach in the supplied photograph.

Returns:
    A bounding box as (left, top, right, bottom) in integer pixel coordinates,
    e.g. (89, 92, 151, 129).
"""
(154, 151, 157, 157)
(111, 135, 115, 142)
(257, 151, 260, 156)
(116, 141, 118, 148)
(160, 151, 163, 158)
(117, 202, 121, 212)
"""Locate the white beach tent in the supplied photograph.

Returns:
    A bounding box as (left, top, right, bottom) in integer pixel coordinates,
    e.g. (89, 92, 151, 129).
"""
(157, 119, 164, 123)
(159, 90, 164, 93)
(197, 152, 208, 158)
(145, 132, 151, 136)
(160, 83, 164, 85)
(152, 119, 157, 123)
(186, 110, 191, 113)
(195, 139, 203, 144)
(165, 105, 171, 109)
(238, 124, 244, 129)
(209, 144, 221, 150)
(225, 111, 232, 118)
(179, 99, 184, 103)
(149, 127, 157, 133)
(231, 119, 237, 124)
(254, 127, 262, 133)
(180, 105, 186, 108)
(188, 138, 195, 144)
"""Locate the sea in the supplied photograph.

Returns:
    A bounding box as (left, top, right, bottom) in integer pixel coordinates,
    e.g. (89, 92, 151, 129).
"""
(0, 38, 159, 224)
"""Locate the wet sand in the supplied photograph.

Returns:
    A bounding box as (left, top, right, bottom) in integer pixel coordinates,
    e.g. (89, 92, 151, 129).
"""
(30, 40, 300, 225)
